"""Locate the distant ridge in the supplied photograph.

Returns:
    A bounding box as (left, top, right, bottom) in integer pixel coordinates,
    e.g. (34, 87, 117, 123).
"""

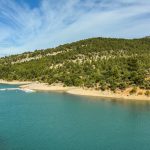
(144, 36, 150, 38)
(0, 37, 150, 92)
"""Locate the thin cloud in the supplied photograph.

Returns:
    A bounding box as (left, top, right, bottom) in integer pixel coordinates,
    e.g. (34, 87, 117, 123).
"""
(0, 0, 150, 56)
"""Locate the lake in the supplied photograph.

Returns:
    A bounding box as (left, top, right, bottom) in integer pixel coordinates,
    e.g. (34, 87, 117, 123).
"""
(1, 84, 150, 150)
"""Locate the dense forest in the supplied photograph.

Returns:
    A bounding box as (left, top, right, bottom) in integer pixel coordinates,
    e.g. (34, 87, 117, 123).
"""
(0, 37, 150, 92)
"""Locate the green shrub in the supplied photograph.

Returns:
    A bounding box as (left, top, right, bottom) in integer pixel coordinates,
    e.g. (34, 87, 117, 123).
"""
(145, 91, 150, 97)
(129, 87, 137, 95)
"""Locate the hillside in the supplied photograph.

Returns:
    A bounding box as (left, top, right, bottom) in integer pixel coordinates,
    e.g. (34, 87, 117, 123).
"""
(0, 37, 150, 92)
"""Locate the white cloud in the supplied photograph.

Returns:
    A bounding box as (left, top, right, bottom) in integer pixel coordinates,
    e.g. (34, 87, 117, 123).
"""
(0, 0, 150, 56)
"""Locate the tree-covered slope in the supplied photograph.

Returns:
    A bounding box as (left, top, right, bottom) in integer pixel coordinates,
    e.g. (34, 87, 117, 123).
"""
(0, 37, 150, 90)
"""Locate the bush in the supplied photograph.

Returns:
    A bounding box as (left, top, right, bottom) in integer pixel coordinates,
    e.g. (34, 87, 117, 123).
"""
(100, 85, 107, 91)
(129, 87, 137, 95)
(137, 91, 143, 95)
(145, 91, 150, 97)
(118, 82, 127, 90)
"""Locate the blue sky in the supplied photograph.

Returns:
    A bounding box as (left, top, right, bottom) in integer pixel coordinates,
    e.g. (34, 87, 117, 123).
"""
(0, 0, 150, 56)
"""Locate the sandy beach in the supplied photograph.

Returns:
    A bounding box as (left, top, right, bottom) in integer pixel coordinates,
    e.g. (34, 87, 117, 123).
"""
(67, 88, 150, 101)
(0, 79, 31, 85)
(0, 80, 150, 101)
(20, 82, 150, 101)
(20, 82, 71, 92)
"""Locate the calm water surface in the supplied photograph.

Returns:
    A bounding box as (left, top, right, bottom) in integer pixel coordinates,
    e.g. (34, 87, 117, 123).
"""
(1, 84, 150, 150)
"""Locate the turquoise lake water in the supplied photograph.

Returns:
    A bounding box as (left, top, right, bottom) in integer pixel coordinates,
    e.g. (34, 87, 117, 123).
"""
(1, 84, 150, 150)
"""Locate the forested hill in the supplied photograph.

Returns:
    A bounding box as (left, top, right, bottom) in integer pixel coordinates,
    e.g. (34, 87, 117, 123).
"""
(0, 37, 150, 91)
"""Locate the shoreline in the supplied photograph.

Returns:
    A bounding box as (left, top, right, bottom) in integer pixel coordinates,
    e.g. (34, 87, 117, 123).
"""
(0, 79, 31, 85)
(67, 88, 150, 101)
(0, 80, 150, 101)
